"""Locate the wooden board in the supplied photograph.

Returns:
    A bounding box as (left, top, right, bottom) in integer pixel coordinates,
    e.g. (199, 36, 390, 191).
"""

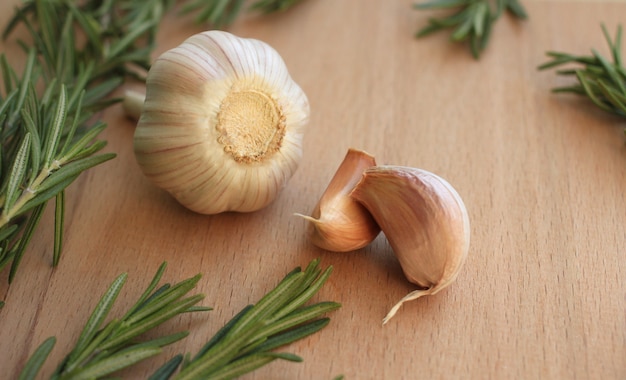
(0, 0, 625, 378)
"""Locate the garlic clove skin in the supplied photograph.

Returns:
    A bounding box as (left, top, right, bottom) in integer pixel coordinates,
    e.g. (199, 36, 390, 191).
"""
(350, 165, 470, 324)
(296, 148, 381, 252)
(133, 31, 310, 214)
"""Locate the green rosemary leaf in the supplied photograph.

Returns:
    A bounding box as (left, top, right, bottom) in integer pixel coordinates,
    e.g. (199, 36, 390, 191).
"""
(251, 317, 331, 354)
(17, 174, 78, 216)
(254, 302, 340, 345)
(107, 20, 156, 60)
(19, 111, 41, 180)
(175, 321, 268, 379)
(124, 274, 203, 325)
(18, 336, 56, 380)
(43, 85, 67, 168)
(0, 55, 15, 95)
(271, 265, 333, 322)
(35, 153, 116, 197)
(592, 48, 626, 94)
(121, 262, 169, 320)
(59, 90, 85, 157)
(183, 0, 246, 27)
(451, 15, 473, 41)
(0, 224, 18, 243)
(2, 1, 34, 40)
(597, 79, 626, 111)
(414, 0, 469, 9)
(8, 203, 46, 283)
(224, 271, 306, 340)
(67, 140, 110, 163)
(205, 353, 278, 380)
(506, 0, 528, 19)
(149, 354, 184, 380)
(52, 190, 64, 266)
(413, 0, 527, 59)
(67, 272, 129, 367)
(64, 319, 125, 375)
(249, 0, 306, 13)
(3, 133, 31, 214)
(551, 85, 586, 95)
(8, 50, 35, 126)
(71, 345, 163, 380)
(539, 24, 626, 119)
(472, 2, 487, 37)
(100, 294, 205, 352)
(35, 0, 58, 68)
(66, 2, 103, 53)
(58, 122, 108, 161)
(609, 24, 624, 69)
(193, 305, 254, 361)
(131, 331, 190, 352)
(56, 8, 76, 82)
(0, 89, 17, 121)
(136, 284, 172, 312)
(82, 77, 125, 107)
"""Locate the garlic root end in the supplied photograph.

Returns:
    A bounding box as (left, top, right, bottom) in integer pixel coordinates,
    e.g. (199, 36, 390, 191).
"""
(293, 212, 320, 224)
(382, 287, 436, 325)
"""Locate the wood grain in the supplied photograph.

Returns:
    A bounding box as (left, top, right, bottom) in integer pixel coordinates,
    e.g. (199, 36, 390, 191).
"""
(0, 0, 625, 379)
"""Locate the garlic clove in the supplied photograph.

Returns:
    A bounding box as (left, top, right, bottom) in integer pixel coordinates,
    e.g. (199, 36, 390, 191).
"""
(296, 148, 381, 252)
(133, 31, 309, 214)
(350, 165, 470, 324)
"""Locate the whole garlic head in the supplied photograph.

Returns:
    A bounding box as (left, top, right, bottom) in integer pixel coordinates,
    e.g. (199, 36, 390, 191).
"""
(133, 31, 310, 214)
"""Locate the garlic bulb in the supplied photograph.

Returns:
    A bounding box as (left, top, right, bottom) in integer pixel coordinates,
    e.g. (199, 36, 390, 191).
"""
(350, 166, 470, 324)
(132, 30, 310, 214)
(296, 148, 380, 252)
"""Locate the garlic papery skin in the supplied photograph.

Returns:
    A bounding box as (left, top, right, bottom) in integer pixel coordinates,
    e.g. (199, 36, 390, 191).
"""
(296, 148, 381, 252)
(350, 165, 470, 324)
(133, 30, 310, 214)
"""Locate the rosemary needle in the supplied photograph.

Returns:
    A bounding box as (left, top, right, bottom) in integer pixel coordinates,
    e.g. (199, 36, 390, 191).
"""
(179, 0, 307, 27)
(538, 24, 626, 120)
(414, 0, 528, 59)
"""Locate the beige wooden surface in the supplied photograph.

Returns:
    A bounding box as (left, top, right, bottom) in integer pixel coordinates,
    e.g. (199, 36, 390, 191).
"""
(1, 0, 625, 379)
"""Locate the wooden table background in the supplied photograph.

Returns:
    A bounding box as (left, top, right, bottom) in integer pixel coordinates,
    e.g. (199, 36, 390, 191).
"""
(1, 0, 625, 379)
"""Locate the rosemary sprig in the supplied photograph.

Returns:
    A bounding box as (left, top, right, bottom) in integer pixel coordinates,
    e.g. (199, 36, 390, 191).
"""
(414, 0, 527, 59)
(19, 259, 339, 379)
(538, 24, 626, 120)
(249, 0, 307, 14)
(157, 258, 340, 379)
(180, 0, 307, 27)
(18, 262, 210, 380)
(0, 0, 172, 284)
(0, 55, 115, 282)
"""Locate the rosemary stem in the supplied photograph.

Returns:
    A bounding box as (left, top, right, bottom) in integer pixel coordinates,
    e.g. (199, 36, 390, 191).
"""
(0, 163, 59, 227)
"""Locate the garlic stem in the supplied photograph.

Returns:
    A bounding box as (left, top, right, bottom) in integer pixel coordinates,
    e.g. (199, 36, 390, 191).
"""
(122, 89, 146, 121)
